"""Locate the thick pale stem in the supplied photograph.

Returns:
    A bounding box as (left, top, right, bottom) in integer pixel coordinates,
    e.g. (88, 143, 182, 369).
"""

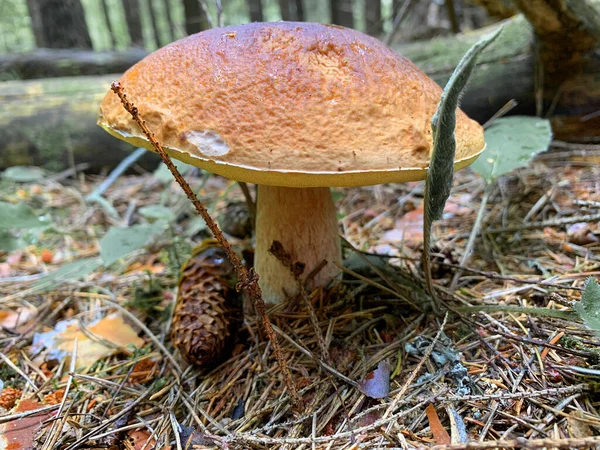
(255, 185, 342, 303)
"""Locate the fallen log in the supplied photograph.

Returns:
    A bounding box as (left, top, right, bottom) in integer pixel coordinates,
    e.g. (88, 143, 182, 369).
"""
(0, 48, 148, 80)
(0, 16, 597, 171)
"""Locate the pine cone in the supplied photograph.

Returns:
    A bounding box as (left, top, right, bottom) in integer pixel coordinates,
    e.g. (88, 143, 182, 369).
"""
(0, 387, 22, 410)
(171, 240, 240, 366)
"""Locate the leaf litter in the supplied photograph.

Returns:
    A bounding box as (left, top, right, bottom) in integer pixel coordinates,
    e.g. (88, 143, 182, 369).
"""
(0, 141, 599, 448)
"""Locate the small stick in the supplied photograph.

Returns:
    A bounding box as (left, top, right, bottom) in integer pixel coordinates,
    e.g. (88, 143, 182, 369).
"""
(110, 81, 300, 407)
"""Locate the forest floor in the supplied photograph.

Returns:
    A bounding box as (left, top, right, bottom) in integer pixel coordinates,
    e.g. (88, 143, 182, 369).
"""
(0, 142, 599, 449)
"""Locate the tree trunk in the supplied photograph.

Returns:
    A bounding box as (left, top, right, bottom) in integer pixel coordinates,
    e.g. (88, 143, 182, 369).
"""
(279, 0, 291, 20)
(246, 0, 264, 22)
(122, 0, 144, 47)
(279, 0, 304, 21)
(294, 0, 305, 21)
(25, 0, 92, 49)
(365, 0, 382, 35)
(183, 0, 210, 35)
(162, 0, 175, 41)
(511, 0, 600, 114)
(147, 0, 163, 46)
(99, 0, 116, 49)
(330, 0, 354, 28)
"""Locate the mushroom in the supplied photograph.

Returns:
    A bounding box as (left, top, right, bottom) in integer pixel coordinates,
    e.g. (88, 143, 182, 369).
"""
(98, 22, 484, 303)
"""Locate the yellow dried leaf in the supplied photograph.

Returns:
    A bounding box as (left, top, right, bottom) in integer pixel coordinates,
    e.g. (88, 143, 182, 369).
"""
(33, 314, 144, 371)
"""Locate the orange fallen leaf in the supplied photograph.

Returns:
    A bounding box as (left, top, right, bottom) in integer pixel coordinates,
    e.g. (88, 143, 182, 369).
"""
(425, 403, 451, 445)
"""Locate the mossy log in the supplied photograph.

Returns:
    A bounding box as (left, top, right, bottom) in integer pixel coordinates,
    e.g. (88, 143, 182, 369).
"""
(0, 49, 148, 81)
(1, 16, 598, 171)
(0, 76, 159, 171)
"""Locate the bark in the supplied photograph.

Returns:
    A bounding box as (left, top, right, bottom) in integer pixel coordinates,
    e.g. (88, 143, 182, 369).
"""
(122, 0, 144, 47)
(279, 0, 291, 21)
(25, 0, 92, 49)
(183, 0, 210, 35)
(0, 75, 159, 172)
(162, 0, 175, 41)
(0, 49, 149, 79)
(99, 0, 116, 49)
(246, 0, 264, 22)
(365, 0, 383, 36)
(470, 0, 517, 19)
(330, 0, 354, 28)
(511, 0, 600, 99)
(294, 0, 305, 21)
(280, 0, 305, 22)
(147, 0, 163, 46)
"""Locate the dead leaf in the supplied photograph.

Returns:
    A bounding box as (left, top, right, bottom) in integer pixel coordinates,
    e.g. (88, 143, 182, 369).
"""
(0, 399, 51, 450)
(383, 205, 424, 248)
(567, 410, 594, 438)
(358, 360, 391, 399)
(0, 307, 36, 330)
(32, 313, 144, 371)
(425, 403, 451, 445)
(125, 429, 157, 450)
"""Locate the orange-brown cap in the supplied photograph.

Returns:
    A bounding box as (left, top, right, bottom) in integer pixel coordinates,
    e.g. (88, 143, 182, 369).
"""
(98, 22, 484, 188)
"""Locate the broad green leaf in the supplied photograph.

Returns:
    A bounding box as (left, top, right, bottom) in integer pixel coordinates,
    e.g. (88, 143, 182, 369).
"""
(30, 257, 104, 292)
(0, 230, 25, 252)
(1, 166, 46, 182)
(471, 116, 552, 183)
(0, 202, 50, 229)
(0, 227, 47, 251)
(100, 221, 167, 265)
(139, 204, 176, 222)
(426, 25, 504, 221)
(153, 159, 195, 184)
(573, 277, 600, 336)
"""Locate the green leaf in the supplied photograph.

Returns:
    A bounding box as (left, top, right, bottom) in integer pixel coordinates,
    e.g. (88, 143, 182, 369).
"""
(1, 166, 46, 182)
(0, 230, 25, 252)
(138, 205, 176, 222)
(100, 221, 167, 265)
(0, 202, 50, 229)
(426, 25, 504, 221)
(471, 116, 552, 183)
(153, 160, 195, 184)
(573, 277, 600, 336)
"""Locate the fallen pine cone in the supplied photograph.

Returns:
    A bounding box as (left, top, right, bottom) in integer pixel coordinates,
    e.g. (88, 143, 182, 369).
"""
(171, 240, 240, 366)
(0, 387, 22, 410)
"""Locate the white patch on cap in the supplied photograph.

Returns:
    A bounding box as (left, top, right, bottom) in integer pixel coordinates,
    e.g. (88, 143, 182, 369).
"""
(185, 130, 230, 157)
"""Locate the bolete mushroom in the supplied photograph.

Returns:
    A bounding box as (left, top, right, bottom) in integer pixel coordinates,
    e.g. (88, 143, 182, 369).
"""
(98, 22, 484, 304)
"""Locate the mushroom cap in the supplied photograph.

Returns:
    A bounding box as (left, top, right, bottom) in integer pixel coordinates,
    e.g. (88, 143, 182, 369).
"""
(98, 22, 484, 188)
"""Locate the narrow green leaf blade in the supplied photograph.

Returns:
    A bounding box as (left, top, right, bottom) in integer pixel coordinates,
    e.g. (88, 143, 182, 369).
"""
(471, 116, 552, 183)
(426, 25, 504, 221)
(573, 277, 600, 336)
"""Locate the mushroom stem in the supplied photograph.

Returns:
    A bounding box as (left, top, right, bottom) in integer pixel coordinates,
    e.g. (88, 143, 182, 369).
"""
(255, 185, 341, 304)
